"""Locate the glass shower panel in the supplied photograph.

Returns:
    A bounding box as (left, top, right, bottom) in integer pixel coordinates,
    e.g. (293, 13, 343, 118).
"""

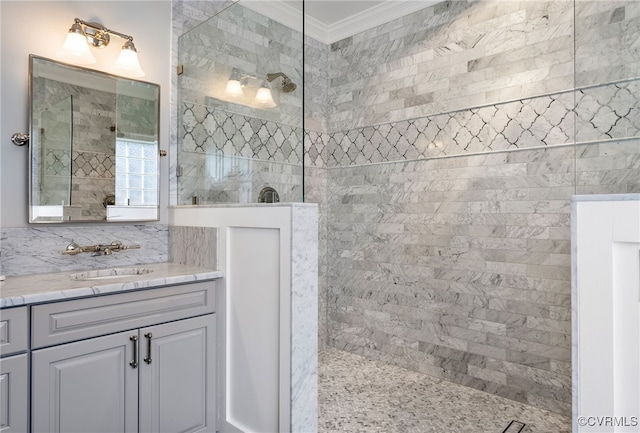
(573, 0, 640, 195)
(177, 0, 304, 204)
(37, 96, 72, 207)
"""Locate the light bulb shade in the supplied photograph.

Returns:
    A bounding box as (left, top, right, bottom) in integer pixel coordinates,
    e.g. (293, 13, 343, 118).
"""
(254, 87, 276, 108)
(58, 31, 96, 65)
(225, 79, 244, 98)
(112, 46, 145, 78)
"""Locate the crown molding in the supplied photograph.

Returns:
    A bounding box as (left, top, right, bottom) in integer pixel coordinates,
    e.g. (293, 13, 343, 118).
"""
(240, 0, 437, 45)
(319, 1, 437, 44)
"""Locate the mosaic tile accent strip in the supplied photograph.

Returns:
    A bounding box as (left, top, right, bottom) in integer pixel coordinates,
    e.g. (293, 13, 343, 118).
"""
(325, 92, 573, 167)
(323, 80, 640, 168)
(575, 79, 640, 142)
(72, 151, 115, 178)
(304, 129, 329, 167)
(319, 347, 571, 433)
(181, 103, 303, 165)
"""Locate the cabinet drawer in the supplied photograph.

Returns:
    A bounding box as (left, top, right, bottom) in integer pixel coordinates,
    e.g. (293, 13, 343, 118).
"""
(32, 281, 216, 349)
(0, 307, 29, 356)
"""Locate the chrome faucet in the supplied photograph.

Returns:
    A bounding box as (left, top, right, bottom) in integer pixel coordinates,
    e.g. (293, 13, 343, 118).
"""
(63, 240, 140, 256)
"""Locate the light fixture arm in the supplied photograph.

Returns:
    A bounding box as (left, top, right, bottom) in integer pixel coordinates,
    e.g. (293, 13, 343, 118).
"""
(72, 18, 136, 49)
(266, 72, 287, 82)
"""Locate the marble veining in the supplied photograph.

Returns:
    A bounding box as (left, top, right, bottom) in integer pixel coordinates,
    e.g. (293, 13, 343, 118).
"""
(0, 262, 222, 308)
(0, 225, 169, 277)
(312, 78, 640, 168)
(181, 103, 303, 165)
(170, 226, 218, 269)
(291, 204, 319, 432)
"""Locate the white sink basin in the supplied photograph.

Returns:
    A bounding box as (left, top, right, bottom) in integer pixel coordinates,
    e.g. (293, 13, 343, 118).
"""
(69, 267, 153, 281)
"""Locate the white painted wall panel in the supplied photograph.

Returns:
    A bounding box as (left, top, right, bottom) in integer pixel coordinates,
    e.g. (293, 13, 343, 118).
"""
(573, 196, 640, 433)
(228, 227, 280, 432)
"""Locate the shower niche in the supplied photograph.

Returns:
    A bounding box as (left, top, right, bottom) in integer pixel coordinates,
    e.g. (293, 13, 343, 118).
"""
(177, 1, 304, 205)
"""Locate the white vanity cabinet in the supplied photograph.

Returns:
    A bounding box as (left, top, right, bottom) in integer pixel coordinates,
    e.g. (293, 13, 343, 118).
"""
(29, 281, 217, 433)
(31, 330, 139, 432)
(0, 306, 29, 433)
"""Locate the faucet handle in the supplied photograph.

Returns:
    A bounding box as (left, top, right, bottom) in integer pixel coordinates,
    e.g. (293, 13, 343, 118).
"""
(62, 242, 83, 255)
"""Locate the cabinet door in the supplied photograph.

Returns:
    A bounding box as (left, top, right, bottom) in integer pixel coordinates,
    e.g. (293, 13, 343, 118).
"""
(0, 353, 28, 433)
(32, 331, 138, 433)
(139, 315, 216, 433)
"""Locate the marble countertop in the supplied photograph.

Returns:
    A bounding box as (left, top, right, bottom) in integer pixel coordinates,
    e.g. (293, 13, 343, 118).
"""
(0, 262, 223, 308)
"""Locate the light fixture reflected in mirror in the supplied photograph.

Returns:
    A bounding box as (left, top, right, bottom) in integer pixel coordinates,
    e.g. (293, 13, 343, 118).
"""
(253, 82, 276, 108)
(57, 18, 145, 78)
(221, 72, 277, 109)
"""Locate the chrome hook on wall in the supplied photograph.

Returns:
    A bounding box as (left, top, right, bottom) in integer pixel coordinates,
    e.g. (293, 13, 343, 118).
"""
(11, 132, 29, 146)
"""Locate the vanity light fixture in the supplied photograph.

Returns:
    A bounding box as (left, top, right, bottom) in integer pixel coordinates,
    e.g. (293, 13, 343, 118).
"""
(58, 18, 145, 78)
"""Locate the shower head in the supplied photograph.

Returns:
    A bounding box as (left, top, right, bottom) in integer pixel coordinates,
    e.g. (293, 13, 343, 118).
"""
(282, 79, 297, 93)
(266, 72, 297, 93)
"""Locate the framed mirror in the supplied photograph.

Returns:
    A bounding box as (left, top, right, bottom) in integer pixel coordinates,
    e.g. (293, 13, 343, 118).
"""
(28, 55, 160, 223)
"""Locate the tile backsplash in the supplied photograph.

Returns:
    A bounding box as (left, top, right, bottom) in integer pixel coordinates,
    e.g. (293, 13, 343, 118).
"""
(0, 225, 169, 277)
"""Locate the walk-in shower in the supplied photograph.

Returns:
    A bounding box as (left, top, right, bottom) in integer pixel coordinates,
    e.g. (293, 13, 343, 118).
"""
(174, 0, 640, 428)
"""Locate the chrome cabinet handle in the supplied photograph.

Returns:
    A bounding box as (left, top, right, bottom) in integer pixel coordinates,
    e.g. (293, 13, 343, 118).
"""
(144, 333, 153, 364)
(130, 335, 138, 368)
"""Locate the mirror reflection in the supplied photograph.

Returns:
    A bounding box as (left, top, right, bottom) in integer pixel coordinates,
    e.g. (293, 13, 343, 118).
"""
(29, 55, 160, 223)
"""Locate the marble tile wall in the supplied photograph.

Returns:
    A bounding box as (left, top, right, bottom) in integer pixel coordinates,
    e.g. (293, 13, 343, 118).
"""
(0, 225, 169, 277)
(178, 2, 302, 128)
(320, 0, 640, 418)
(326, 139, 640, 415)
(178, 151, 302, 204)
(304, 35, 329, 134)
(575, 0, 640, 86)
(169, 225, 217, 269)
(304, 166, 328, 346)
(575, 138, 640, 194)
(327, 0, 575, 132)
(327, 146, 576, 415)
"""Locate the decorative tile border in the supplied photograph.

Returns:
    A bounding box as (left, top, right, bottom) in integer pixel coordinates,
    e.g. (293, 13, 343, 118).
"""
(575, 79, 640, 142)
(319, 80, 640, 168)
(181, 80, 640, 171)
(181, 103, 303, 165)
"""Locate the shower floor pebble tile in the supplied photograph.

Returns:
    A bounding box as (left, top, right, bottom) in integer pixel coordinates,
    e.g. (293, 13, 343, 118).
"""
(319, 347, 571, 433)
